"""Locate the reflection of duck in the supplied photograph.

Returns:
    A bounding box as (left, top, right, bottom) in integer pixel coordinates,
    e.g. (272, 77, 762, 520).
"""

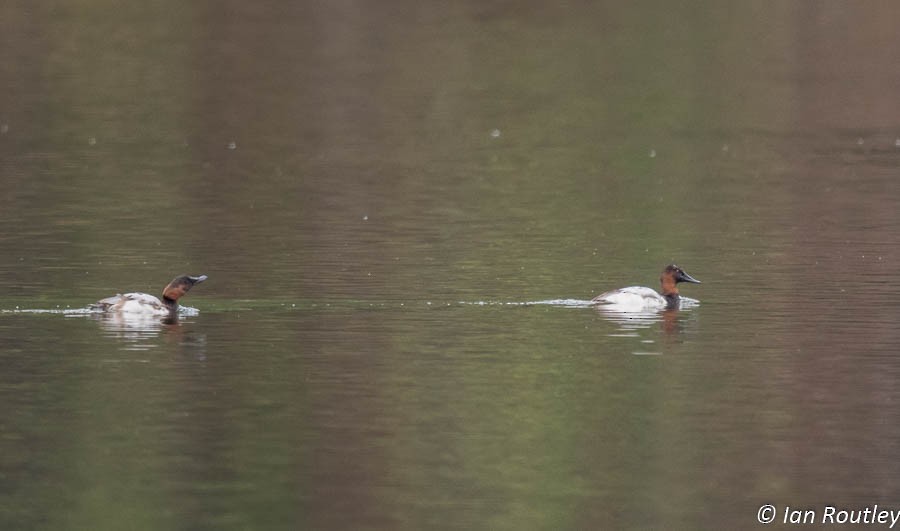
(91, 275, 208, 316)
(90, 311, 168, 346)
(88, 307, 208, 354)
(592, 265, 700, 311)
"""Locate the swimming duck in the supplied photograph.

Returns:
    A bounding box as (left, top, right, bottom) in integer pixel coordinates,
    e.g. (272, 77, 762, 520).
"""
(91, 274, 208, 316)
(591, 265, 700, 310)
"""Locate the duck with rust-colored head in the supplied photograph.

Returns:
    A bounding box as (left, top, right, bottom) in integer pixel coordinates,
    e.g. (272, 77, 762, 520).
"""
(591, 265, 700, 310)
(91, 274, 208, 316)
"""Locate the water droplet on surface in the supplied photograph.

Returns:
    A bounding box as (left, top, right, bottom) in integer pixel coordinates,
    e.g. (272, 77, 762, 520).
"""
(857, 138, 864, 145)
(649, 149, 656, 158)
(490, 129, 501, 138)
(362, 215, 368, 221)
(227, 141, 237, 150)
(88, 137, 97, 145)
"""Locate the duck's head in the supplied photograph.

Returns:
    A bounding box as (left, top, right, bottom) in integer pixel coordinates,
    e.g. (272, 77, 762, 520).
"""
(162, 274, 208, 303)
(659, 264, 700, 296)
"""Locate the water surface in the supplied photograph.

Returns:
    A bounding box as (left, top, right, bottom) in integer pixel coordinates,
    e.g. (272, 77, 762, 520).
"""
(2, 2, 900, 530)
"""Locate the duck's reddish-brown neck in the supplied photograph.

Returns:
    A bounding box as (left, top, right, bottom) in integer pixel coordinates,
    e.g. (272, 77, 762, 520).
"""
(659, 273, 679, 297)
(161, 296, 178, 310)
(163, 283, 188, 303)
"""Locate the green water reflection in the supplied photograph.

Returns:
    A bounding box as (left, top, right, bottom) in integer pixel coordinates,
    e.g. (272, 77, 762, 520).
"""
(2, 1, 900, 530)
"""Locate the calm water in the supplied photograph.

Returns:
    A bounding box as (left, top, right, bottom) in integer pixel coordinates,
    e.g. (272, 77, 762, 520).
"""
(2, 2, 900, 530)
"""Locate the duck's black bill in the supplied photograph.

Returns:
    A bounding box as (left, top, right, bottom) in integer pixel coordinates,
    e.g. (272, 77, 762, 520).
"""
(678, 271, 701, 284)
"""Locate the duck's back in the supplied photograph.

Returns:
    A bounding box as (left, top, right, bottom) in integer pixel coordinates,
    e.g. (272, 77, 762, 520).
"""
(92, 292, 170, 315)
(591, 286, 667, 308)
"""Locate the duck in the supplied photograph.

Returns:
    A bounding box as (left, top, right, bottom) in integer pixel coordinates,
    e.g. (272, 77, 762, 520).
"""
(591, 264, 700, 310)
(91, 274, 208, 316)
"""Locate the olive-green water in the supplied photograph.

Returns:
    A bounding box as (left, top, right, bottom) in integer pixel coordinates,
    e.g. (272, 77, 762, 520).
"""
(2, 2, 900, 530)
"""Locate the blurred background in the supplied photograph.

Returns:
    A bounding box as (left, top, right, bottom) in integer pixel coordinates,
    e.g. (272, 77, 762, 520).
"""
(1, 2, 899, 530)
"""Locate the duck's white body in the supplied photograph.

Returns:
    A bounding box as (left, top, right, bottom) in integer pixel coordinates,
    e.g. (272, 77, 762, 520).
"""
(592, 286, 699, 311)
(592, 286, 669, 309)
(94, 293, 172, 315)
